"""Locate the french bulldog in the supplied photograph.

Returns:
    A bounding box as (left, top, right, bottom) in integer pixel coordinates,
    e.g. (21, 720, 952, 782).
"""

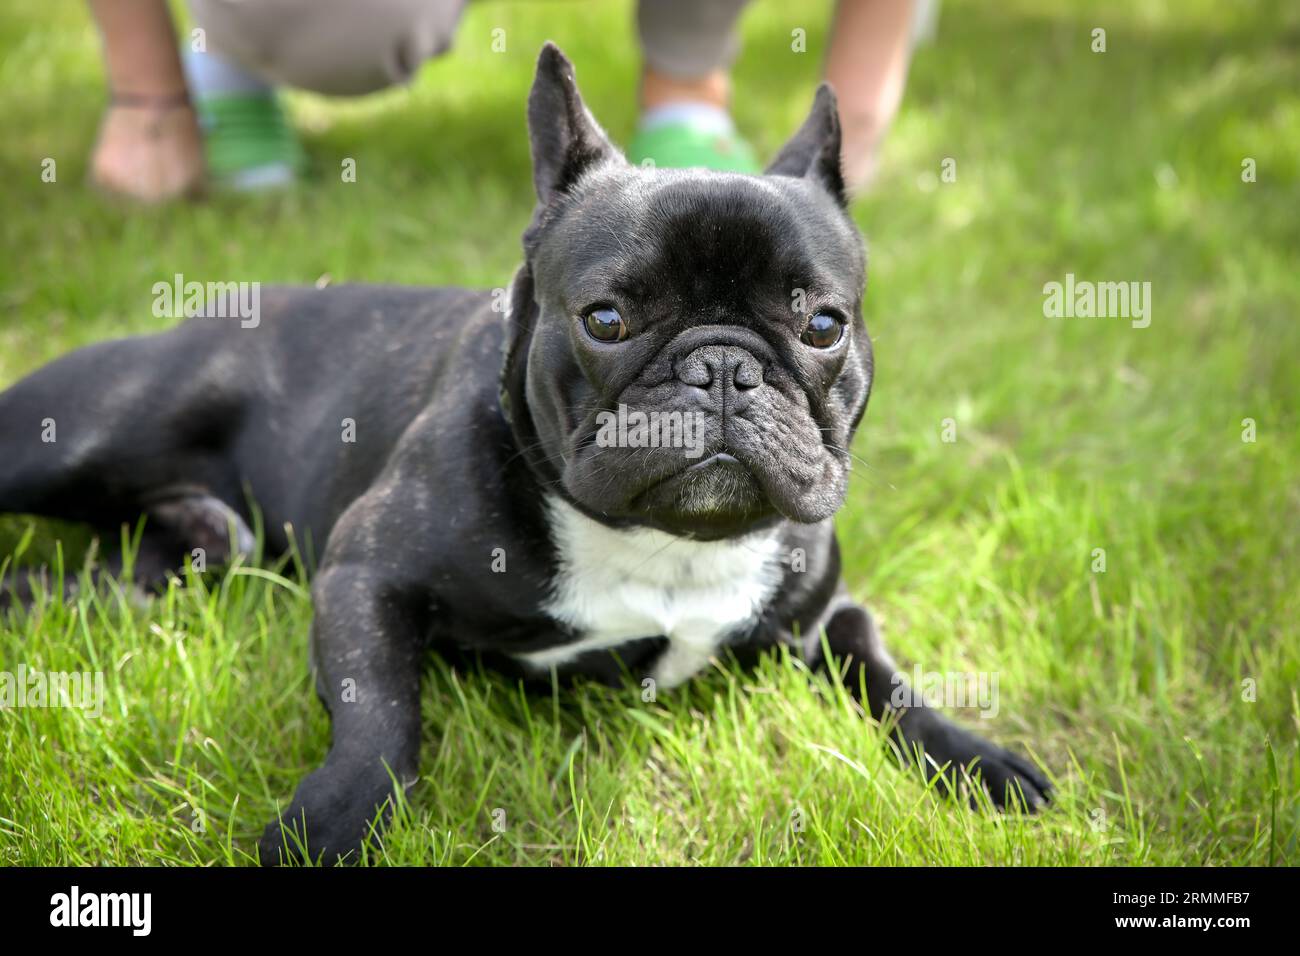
(0, 43, 1050, 864)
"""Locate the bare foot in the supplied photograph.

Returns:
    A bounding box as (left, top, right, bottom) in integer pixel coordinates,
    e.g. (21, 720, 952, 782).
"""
(90, 103, 205, 203)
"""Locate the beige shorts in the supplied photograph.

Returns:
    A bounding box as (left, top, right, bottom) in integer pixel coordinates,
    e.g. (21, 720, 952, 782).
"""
(188, 0, 468, 95)
(188, 0, 753, 96)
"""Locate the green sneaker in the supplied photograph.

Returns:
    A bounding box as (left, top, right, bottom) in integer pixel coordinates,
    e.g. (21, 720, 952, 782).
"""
(627, 116, 759, 174)
(194, 92, 303, 191)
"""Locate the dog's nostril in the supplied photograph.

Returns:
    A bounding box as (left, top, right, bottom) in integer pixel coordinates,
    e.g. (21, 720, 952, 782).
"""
(733, 361, 763, 390)
(676, 358, 714, 389)
(677, 350, 764, 394)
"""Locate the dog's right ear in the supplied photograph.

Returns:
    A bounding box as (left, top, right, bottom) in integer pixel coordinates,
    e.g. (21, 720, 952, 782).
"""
(528, 42, 620, 206)
(765, 84, 847, 206)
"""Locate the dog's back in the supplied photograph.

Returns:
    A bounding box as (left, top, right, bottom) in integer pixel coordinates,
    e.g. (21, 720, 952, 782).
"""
(0, 284, 498, 558)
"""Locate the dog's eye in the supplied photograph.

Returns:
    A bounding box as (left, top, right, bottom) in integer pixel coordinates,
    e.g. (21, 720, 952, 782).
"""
(583, 307, 628, 343)
(801, 312, 844, 349)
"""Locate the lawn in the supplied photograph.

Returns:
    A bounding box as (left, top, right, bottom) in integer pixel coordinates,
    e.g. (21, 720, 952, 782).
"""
(1, 0, 1297, 866)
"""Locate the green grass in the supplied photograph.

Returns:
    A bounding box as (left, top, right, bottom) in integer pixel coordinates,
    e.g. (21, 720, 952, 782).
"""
(2, 0, 1298, 866)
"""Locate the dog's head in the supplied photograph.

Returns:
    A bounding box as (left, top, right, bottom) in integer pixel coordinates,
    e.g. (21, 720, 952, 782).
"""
(502, 43, 871, 540)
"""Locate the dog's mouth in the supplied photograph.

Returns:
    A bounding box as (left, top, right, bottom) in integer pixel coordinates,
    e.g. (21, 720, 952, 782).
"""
(684, 451, 744, 473)
(559, 387, 850, 537)
(631, 450, 776, 538)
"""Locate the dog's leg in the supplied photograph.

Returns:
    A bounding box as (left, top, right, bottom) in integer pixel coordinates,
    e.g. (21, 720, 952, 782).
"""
(1, 330, 251, 609)
(0, 331, 243, 525)
(808, 602, 1051, 811)
(0, 493, 254, 613)
(141, 492, 256, 568)
(258, 561, 426, 865)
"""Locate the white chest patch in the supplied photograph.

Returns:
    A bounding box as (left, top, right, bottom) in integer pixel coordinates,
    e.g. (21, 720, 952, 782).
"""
(516, 496, 784, 688)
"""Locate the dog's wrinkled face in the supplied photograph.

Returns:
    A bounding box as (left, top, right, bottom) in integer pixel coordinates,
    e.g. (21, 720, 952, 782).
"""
(504, 45, 872, 539)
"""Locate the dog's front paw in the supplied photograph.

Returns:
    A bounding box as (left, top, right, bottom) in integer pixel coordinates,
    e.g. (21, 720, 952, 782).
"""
(907, 718, 1052, 812)
(258, 764, 400, 866)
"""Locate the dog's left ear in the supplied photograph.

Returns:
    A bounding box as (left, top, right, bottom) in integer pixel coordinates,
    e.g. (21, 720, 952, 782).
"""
(528, 42, 620, 206)
(765, 84, 846, 206)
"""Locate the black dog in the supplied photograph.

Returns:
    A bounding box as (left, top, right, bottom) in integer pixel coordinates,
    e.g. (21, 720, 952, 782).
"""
(0, 44, 1049, 863)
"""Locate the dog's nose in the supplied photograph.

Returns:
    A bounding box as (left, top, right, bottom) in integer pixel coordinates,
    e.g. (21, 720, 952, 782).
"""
(676, 346, 764, 412)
